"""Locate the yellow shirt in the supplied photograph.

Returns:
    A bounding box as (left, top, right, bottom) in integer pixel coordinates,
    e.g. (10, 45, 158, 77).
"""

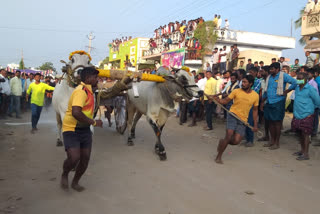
(180, 26, 186, 34)
(228, 89, 259, 122)
(62, 82, 95, 132)
(213, 18, 218, 26)
(27, 82, 55, 106)
(204, 77, 217, 100)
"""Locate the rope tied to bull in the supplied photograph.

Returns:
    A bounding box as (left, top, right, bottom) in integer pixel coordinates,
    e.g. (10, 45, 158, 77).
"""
(204, 93, 264, 138)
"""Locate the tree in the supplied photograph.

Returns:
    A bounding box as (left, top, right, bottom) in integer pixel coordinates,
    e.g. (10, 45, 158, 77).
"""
(194, 21, 218, 60)
(295, 7, 309, 45)
(19, 59, 25, 69)
(99, 57, 109, 69)
(38, 62, 56, 72)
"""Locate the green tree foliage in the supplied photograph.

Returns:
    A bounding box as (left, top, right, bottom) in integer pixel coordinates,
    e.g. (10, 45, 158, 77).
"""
(194, 21, 218, 59)
(19, 59, 25, 69)
(295, 7, 308, 45)
(99, 57, 110, 69)
(38, 62, 56, 71)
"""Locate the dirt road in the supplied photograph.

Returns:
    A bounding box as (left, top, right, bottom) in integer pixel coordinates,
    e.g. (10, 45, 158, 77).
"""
(1, 108, 320, 214)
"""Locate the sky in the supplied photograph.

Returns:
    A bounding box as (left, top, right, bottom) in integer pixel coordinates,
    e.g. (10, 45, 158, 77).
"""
(0, 0, 307, 70)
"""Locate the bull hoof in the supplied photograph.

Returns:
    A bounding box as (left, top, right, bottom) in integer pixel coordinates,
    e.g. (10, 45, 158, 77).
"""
(159, 152, 167, 161)
(56, 140, 63, 147)
(127, 138, 134, 146)
(127, 141, 134, 146)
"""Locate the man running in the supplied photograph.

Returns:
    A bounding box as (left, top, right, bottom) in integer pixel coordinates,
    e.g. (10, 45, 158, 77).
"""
(210, 75, 259, 164)
(60, 67, 103, 192)
(26, 73, 55, 133)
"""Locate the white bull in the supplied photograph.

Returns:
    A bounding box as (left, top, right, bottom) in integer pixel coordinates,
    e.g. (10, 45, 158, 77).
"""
(52, 53, 93, 146)
(126, 68, 201, 160)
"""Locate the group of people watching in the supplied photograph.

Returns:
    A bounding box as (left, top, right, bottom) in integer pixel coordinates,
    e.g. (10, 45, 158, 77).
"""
(111, 36, 133, 52)
(149, 18, 204, 56)
(213, 14, 229, 30)
(178, 51, 320, 163)
(0, 69, 57, 129)
(305, 0, 320, 13)
(209, 44, 240, 74)
(153, 18, 204, 40)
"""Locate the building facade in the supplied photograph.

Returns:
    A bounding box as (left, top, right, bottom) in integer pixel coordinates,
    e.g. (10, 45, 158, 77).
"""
(109, 37, 151, 70)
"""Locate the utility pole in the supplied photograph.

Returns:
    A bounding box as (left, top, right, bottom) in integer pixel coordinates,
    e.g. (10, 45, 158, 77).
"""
(291, 18, 293, 37)
(87, 32, 95, 55)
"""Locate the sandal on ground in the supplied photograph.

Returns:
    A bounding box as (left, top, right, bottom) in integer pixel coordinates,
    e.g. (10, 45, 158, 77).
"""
(296, 155, 310, 161)
(263, 143, 272, 147)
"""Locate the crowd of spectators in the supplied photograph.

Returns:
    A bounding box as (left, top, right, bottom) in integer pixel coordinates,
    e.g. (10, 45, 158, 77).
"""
(111, 36, 133, 52)
(148, 17, 204, 56)
(0, 69, 57, 119)
(177, 50, 320, 161)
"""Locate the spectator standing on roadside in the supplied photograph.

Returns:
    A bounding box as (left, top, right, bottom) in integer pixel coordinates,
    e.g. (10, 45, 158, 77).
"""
(204, 71, 217, 130)
(0, 69, 11, 119)
(230, 44, 239, 70)
(307, 69, 319, 137)
(261, 62, 297, 150)
(291, 59, 301, 72)
(246, 59, 254, 72)
(291, 72, 320, 161)
(305, 51, 315, 68)
(211, 48, 219, 72)
(220, 46, 227, 74)
(9, 70, 22, 118)
(227, 45, 234, 70)
(238, 61, 246, 70)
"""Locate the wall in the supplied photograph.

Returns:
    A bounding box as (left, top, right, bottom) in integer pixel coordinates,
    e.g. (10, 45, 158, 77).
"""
(109, 38, 138, 69)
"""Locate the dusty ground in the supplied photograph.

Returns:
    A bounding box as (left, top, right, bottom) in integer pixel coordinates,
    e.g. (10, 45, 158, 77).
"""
(1, 107, 320, 214)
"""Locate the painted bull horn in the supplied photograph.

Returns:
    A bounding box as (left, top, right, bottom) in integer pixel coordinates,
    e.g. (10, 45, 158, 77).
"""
(97, 69, 166, 83)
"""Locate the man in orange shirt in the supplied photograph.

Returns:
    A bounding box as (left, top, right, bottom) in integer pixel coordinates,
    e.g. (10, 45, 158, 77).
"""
(60, 67, 103, 192)
(211, 75, 259, 164)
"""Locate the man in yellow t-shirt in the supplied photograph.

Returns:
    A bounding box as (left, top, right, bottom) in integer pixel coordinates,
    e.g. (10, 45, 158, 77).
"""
(210, 75, 259, 164)
(204, 71, 217, 130)
(60, 67, 103, 192)
(26, 73, 55, 134)
(213, 14, 218, 27)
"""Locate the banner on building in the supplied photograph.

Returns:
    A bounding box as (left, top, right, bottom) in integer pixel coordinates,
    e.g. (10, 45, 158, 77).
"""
(161, 48, 185, 69)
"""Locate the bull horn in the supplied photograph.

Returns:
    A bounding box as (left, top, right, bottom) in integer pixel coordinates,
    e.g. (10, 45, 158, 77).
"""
(60, 60, 67, 64)
(97, 69, 166, 83)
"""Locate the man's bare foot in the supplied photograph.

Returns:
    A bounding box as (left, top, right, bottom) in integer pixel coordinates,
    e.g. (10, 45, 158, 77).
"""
(263, 143, 273, 147)
(71, 183, 85, 192)
(60, 175, 69, 190)
(269, 145, 280, 150)
(215, 158, 223, 164)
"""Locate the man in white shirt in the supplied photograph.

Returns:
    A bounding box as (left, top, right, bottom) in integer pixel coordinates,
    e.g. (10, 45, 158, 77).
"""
(217, 15, 222, 29)
(224, 19, 230, 30)
(0, 69, 11, 119)
(305, 0, 315, 13)
(9, 70, 22, 118)
(220, 46, 227, 74)
(211, 48, 219, 72)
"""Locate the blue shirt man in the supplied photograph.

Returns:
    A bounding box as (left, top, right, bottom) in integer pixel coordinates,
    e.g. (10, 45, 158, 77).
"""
(263, 72, 297, 104)
(294, 83, 320, 119)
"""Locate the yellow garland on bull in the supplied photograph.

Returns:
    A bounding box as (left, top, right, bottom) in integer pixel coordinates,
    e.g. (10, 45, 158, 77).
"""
(69, 50, 92, 61)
